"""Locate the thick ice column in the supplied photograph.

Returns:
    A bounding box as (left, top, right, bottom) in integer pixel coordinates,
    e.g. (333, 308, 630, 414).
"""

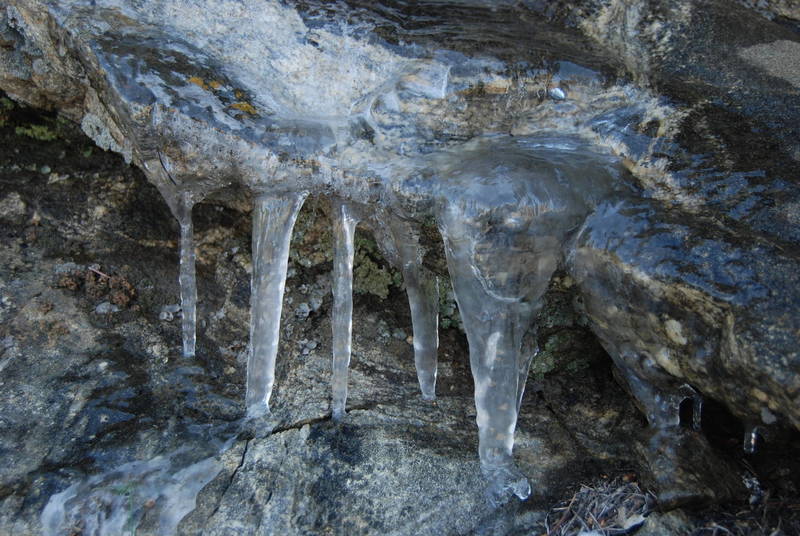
(331, 201, 359, 421)
(388, 217, 439, 400)
(438, 208, 544, 506)
(176, 192, 197, 358)
(246, 192, 307, 419)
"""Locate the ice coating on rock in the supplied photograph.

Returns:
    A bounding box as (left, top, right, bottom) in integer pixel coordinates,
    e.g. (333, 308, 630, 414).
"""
(386, 216, 439, 400)
(331, 200, 359, 420)
(176, 192, 197, 358)
(7, 0, 800, 513)
(41, 434, 237, 536)
(246, 192, 307, 419)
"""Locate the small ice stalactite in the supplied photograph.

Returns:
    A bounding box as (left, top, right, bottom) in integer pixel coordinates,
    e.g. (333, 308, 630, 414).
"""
(692, 396, 704, 431)
(246, 192, 307, 420)
(176, 191, 197, 358)
(386, 216, 439, 400)
(744, 424, 762, 454)
(679, 384, 703, 431)
(331, 200, 359, 421)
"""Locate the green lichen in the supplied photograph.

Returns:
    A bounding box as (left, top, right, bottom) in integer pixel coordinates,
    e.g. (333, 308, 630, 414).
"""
(288, 201, 402, 300)
(437, 276, 463, 331)
(15, 124, 59, 141)
(0, 97, 14, 127)
(353, 234, 400, 299)
(289, 200, 333, 267)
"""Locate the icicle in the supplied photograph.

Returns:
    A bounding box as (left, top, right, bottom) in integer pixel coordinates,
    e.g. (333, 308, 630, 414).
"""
(246, 192, 307, 419)
(176, 191, 197, 358)
(692, 397, 703, 430)
(437, 205, 546, 506)
(387, 217, 439, 400)
(679, 384, 703, 431)
(331, 200, 359, 421)
(743, 424, 761, 454)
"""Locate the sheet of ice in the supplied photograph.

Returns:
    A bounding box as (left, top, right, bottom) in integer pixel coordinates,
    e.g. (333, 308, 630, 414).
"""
(246, 192, 307, 419)
(330, 200, 359, 420)
(41, 435, 237, 536)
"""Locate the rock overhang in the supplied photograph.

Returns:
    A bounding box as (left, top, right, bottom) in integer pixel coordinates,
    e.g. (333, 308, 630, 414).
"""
(3, 0, 800, 513)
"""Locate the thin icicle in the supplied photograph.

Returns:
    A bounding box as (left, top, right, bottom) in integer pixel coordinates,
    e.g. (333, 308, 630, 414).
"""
(692, 395, 703, 431)
(331, 200, 359, 420)
(246, 192, 307, 419)
(388, 217, 439, 400)
(743, 424, 761, 454)
(176, 191, 197, 358)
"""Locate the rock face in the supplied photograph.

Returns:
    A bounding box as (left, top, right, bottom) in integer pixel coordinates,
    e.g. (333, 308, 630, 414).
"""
(1, 0, 799, 533)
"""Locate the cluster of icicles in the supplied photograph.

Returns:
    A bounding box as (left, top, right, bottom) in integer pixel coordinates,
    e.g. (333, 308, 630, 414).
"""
(174, 191, 439, 418)
(172, 184, 538, 504)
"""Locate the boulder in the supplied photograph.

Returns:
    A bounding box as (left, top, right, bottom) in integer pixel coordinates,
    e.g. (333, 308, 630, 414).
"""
(1, 0, 799, 532)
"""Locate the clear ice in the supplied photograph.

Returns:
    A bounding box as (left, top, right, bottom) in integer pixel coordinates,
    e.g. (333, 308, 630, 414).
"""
(331, 200, 359, 420)
(21, 0, 720, 509)
(246, 192, 307, 419)
(41, 431, 238, 536)
(176, 192, 197, 358)
(386, 216, 439, 401)
(159, 135, 627, 504)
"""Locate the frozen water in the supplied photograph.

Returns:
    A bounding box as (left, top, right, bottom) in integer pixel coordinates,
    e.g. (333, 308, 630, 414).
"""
(246, 192, 307, 420)
(331, 200, 359, 420)
(41, 435, 237, 536)
(176, 192, 197, 358)
(743, 425, 762, 454)
(386, 216, 439, 401)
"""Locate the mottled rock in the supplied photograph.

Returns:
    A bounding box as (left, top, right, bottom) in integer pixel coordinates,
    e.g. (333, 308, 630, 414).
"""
(1, 0, 799, 532)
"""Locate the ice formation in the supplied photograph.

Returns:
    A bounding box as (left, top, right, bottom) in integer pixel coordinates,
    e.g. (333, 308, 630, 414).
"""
(176, 192, 197, 358)
(330, 200, 359, 421)
(384, 216, 439, 401)
(41, 432, 238, 536)
(8, 0, 800, 513)
(246, 193, 307, 419)
(1, 0, 643, 505)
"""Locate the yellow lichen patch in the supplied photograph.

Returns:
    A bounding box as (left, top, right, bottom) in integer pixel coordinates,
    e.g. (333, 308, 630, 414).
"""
(234, 89, 246, 99)
(230, 101, 258, 115)
(483, 80, 512, 94)
(208, 80, 223, 90)
(187, 76, 209, 90)
(664, 318, 688, 346)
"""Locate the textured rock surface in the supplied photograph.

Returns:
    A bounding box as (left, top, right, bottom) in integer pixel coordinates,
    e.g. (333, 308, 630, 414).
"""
(1, 0, 800, 533)
(0, 110, 647, 534)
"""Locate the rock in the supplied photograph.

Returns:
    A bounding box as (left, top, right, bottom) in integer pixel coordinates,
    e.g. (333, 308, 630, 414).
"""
(634, 428, 743, 510)
(637, 510, 693, 536)
(94, 301, 119, 314)
(1, 0, 799, 532)
(0, 191, 26, 224)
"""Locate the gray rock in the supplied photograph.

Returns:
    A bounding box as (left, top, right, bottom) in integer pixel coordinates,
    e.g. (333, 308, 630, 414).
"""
(94, 301, 120, 314)
(0, 191, 26, 224)
(1, 0, 799, 532)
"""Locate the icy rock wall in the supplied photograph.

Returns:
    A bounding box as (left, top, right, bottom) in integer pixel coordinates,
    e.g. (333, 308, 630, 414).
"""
(2, 0, 799, 505)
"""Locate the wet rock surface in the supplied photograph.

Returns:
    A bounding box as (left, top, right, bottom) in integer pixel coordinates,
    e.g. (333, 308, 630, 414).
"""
(0, 0, 799, 534)
(0, 105, 644, 534)
(0, 95, 797, 535)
